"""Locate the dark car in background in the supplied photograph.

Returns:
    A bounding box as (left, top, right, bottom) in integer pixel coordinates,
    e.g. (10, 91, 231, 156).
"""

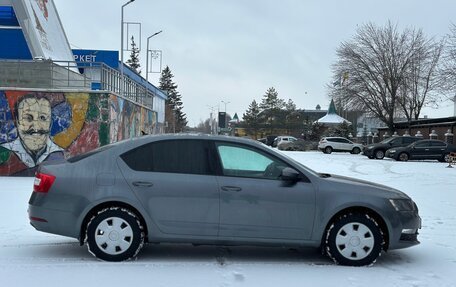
(385, 139, 456, 162)
(29, 134, 421, 266)
(258, 135, 278, 146)
(363, 136, 420, 159)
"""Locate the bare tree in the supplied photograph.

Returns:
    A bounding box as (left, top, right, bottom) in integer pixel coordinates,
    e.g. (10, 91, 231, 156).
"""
(440, 24, 456, 98)
(331, 22, 425, 132)
(398, 37, 443, 121)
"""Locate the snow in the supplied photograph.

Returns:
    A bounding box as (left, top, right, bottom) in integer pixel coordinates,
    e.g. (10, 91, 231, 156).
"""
(1, 151, 456, 287)
(315, 113, 351, 124)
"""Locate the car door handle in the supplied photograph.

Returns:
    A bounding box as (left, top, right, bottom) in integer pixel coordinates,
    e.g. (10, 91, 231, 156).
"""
(132, 181, 153, 187)
(221, 186, 242, 192)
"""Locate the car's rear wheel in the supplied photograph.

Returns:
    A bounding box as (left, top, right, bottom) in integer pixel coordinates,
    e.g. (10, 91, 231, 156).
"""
(439, 153, 450, 162)
(325, 146, 333, 154)
(398, 152, 409, 162)
(352, 147, 361, 154)
(374, 150, 385, 159)
(86, 207, 145, 261)
(325, 213, 384, 266)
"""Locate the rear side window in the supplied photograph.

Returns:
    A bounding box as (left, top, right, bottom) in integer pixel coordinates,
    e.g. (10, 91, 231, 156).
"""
(415, 141, 431, 147)
(121, 140, 212, 175)
(431, 141, 446, 147)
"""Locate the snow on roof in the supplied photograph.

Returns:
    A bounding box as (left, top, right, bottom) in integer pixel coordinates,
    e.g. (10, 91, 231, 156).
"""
(315, 113, 351, 124)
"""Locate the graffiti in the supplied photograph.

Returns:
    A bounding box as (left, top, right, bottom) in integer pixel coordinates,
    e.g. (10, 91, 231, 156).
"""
(0, 90, 157, 176)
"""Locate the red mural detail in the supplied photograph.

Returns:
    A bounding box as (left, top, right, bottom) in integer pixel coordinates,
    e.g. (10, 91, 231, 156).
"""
(0, 152, 28, 175)
(66, 122, 100, 157)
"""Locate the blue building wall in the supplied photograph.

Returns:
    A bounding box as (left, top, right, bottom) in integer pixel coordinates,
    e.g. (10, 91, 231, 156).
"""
(0, 6, 32, 60)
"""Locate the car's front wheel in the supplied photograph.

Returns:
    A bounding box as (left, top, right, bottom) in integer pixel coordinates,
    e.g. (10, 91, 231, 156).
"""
(86, 207, 145, 261)
(398, 152, 409, 162)
(325, 213, 384, 266)
(374, 150, 385, 159)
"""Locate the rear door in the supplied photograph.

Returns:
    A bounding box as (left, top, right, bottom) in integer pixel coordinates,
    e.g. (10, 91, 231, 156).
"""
(431, 141, 447, 159)
(410, 140, 433, 159)
(214, 142, 316, 240)
(118, 139, 219, 236)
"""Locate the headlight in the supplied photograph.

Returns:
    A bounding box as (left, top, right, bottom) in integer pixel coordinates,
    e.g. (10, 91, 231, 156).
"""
(388, 149, 396, 154)
(389, 199, 415, 211)
(367, 146, 374, 150)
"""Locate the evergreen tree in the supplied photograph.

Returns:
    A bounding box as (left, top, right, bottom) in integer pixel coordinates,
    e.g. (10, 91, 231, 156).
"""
(259, 87, 285, 111)
(159, 66, 187, 132)
(285, 99, 297, 112)
(259, 87, 285, 133)
(126, 36, 141, 74)
(243, 100, 261, 137)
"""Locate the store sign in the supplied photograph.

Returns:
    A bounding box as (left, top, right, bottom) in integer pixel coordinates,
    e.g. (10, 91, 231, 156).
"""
(12, 0, 74, 66)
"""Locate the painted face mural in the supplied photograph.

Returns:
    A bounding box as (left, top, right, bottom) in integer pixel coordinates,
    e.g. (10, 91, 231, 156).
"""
(17, 97, 52, 154)
(0, 90, 157, 176)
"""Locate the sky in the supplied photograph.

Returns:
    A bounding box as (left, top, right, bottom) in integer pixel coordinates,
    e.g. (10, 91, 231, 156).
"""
(53, 0, 456, 126)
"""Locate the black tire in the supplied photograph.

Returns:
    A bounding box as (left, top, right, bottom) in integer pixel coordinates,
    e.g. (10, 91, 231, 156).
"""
(325, 213, 384, 266)
(439, 153, 450, 163)
(398, 152, 409, 162)
(352, 147, 361, 154)
(374, 150, 385, 159)
(86, 207, 145, 262)
(325, 146, 333, 154)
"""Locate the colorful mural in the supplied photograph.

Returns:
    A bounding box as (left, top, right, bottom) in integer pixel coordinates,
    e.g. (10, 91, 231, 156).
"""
(0, 90, 157, 176)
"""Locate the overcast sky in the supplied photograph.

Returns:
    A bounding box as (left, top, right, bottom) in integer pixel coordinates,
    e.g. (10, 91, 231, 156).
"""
(54, 0, 456, 126)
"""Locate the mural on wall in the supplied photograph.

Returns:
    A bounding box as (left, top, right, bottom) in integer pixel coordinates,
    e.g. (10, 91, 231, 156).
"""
(0, 90, 157, 176)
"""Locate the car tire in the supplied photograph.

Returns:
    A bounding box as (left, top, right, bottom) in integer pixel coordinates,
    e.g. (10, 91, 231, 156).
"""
(374, 150, 385, 159)
(86, 207, 145, 262)
(325, 213, 384, 266)
(325, 146, 333, 154)
(439, 153, 450, 163)
(398, 152, 409, 162)
(352, 147, 361, 154)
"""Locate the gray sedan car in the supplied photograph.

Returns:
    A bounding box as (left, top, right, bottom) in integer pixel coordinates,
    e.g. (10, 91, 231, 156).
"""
(28, 134, 421, 266)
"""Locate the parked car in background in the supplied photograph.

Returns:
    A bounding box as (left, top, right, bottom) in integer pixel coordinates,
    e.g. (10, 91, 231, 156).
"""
(28, 134, 421, 266)
(273, 136, 297, 148)
(258, 135, 278, 146)
(363, 136, 420, 159)
(385, 139, 456, 162)
(318, 137, 363, 154)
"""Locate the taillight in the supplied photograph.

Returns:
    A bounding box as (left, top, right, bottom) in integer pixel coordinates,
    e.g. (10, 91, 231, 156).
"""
(33, 172, 56, 193)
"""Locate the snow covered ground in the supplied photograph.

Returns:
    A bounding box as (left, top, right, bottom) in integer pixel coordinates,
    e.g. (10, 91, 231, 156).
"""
(1, 151, 455, 287)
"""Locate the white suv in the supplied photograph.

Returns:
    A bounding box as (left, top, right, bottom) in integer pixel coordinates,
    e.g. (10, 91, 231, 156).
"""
(318, 137, 363, 154)
(274, 136, 297, 148)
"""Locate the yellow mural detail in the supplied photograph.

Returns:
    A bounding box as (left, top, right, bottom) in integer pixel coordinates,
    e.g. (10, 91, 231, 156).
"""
(53, 93, 89, 148)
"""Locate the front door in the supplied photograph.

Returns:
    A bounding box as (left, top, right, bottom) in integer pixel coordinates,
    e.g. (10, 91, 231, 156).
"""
(214, 142, 316, 240)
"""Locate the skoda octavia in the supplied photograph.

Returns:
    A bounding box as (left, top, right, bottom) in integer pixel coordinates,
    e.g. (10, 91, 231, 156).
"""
(28, 134, 421, 266)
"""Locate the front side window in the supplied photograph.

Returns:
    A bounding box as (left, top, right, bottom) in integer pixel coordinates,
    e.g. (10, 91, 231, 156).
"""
(216, 143, 288, 180)
(121, 139, 212, 175)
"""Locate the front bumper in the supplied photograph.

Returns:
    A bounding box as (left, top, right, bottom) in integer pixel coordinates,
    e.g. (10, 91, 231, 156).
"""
(389, 211, 421, 250)
(363, 148, 374, 157)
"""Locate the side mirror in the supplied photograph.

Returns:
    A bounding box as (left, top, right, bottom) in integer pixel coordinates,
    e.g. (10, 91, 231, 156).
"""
(281, 167, 301, 182)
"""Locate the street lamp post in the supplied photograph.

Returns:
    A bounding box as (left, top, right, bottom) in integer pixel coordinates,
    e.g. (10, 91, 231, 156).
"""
(121, 0, 136, 96)
(221, 100, 230, 113)
(146, 30, 163, 82)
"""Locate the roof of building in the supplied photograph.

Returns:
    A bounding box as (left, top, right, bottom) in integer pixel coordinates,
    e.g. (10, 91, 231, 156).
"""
(315, 99, 351, 124)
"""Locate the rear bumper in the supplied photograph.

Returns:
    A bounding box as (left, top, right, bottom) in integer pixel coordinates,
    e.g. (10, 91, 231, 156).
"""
(28, 203, 79, 239)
